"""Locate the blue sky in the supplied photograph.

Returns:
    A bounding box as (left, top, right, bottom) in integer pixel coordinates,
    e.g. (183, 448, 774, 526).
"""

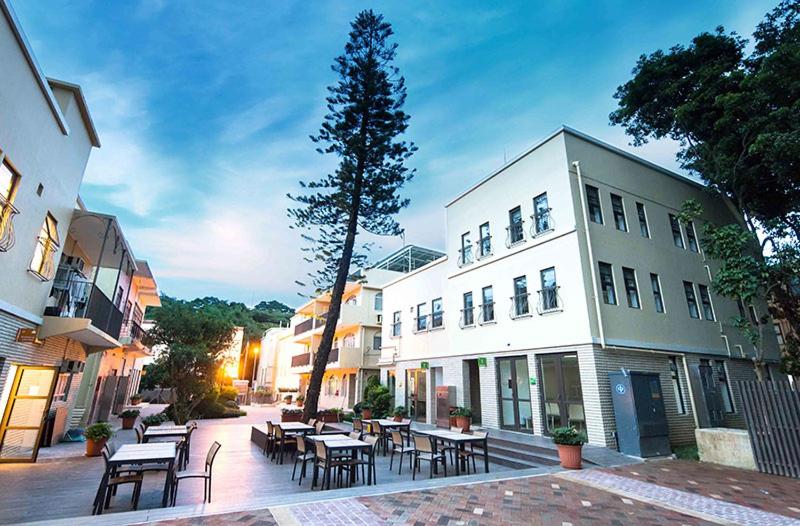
(14, 0, 776, 306)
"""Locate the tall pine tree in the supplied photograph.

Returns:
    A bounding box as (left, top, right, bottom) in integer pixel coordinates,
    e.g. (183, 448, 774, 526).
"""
(288, 10, 415, 420)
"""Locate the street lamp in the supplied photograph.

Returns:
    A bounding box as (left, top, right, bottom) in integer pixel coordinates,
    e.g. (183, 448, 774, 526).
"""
(251, 346, 260, 385)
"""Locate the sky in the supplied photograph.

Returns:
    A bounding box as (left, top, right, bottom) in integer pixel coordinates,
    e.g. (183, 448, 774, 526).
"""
(12, 0, 777, 306)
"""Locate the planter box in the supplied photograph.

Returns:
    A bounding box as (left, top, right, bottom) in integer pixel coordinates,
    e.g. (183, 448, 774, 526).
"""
(281, 412, 303, 422)
(318, 412, 341, 424)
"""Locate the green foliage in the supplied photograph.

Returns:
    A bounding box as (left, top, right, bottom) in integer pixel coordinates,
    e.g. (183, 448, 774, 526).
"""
(450, 406, 472, 418)
(551, 426, 586, 446)
(119, 409, 140, 419)
(218, 386, 238, 402)
(130, 393, 142, 401)
(84, 422, 114, 441)
(362, 376, 393, 418)
(674, 444, 700, 461)
(141, 414, 163, 426)
(392, 406, 407, 418)
(281, 408, 303, 415)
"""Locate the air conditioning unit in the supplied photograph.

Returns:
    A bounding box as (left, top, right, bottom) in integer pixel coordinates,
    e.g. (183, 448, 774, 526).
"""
(377, 314, 383, 324)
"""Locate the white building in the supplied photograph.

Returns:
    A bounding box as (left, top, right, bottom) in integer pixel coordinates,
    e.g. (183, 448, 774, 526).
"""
(380, 126, 782, 449)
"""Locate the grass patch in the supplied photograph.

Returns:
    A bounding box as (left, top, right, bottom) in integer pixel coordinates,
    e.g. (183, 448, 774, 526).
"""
(674, 444, 699, 461)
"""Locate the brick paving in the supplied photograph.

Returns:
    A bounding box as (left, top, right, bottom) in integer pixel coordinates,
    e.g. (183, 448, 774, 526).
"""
(605, 459, 800, 519)
(152, 509, 279, 526)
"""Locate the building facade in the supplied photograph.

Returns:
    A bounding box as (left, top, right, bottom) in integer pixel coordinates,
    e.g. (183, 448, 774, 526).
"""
(380, 127, 782, 449)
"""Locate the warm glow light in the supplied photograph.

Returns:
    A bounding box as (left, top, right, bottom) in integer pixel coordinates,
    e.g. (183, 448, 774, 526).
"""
(253, 346, 260, 354)
(225, 363, 238, 378)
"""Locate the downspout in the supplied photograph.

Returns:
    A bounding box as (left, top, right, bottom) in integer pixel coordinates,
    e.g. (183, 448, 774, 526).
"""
(573, 161, 605, 348)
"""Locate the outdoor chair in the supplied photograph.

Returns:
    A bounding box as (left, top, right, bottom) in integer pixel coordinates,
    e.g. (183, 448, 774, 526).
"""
(348, 431, 362, 440)
(134, 426, 144, 444)
(352, 418, 363, 432)
(455, 431, 488, 474)
(312, 441, 352, 490)
(308, 418, 317, 426)
(93, 449, 143, 514)
(315, 421, 325, 435)
(170, 441, 221, 506)
(263, 421, 276, 456)
(411, 434, 447, 480)
(272, 425, 297, 464)
(389, 430, 415, 475)
(352, 435, 379, 485)
(291, 436, 314, 486)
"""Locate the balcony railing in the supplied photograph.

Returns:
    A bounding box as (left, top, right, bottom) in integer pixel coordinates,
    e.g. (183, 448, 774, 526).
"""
(414, 313, 444, 332)
(291, 352, 311, 367)
(510, 292, 531, 319)
(457, 246, 473, 267)
(413, 315, 429, 333)
(120, 319, 145, 342)
(328, 348, 339, 363)
(45, 277, 124, 339)
(294, 317, 314, 335)
(506, 221, 525, 247)
(0, 195, 19, 252)
(530, 208, 554, 237)
(478, 302, 495, 324)
(537, 286, 562, 314)
(476, 236, 492, 259)
(459, 307, 475, 328)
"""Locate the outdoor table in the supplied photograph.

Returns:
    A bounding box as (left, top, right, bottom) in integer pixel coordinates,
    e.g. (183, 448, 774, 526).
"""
(143, 425, 188, 443)
(415, 429, 489, 476)
(275, 422, 314, 433)
(367, 419, 412, 451)
(318, 438, 374, 486)
(305, 434, 349, 442)
(102, 443, 176, 511)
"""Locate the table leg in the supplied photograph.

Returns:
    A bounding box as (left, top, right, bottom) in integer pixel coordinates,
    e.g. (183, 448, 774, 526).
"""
(455, 443, 461, 476)
(162, 458, 174, 507)
(351, 449, 358, 485)
(483, 438, 489, 473)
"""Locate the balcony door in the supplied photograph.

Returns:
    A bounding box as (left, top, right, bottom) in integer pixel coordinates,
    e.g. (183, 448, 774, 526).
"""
(0, 366, 57, 462)
(539, 353, 585, 434)
(497, 357, 533, 432)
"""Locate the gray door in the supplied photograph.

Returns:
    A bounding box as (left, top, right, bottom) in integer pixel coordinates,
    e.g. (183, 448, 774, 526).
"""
(539, 353, 585, 434)
(698, 363, 725, 427)
(497, 357, 533, 432)
(347, 374, 356, 407)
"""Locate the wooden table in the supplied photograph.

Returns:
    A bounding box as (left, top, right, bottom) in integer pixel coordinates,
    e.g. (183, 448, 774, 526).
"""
(143, 425, 188, 443)
(102, 443, 176, 511)
(415, 429, 489, 475)
(314, 438, 373, 487)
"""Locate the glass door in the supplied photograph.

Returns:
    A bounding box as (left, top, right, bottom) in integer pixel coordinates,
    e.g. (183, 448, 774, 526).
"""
(497, 357, 533, 432)
(406, 369, 427, 422)
(0, 366, 57, 462)
(539, 353, 585, 434)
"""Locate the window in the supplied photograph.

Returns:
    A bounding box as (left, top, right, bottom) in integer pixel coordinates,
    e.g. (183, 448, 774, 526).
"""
(598, 262, 616, 305)
(374, 292, 383, 311)
(459, 232, 473, 266)
(507, 206, 524, 245)
(480, 286, 495, 323)
(391, 311, 401, 337)
(478, 222, 491, 257)
(415, 303, 428, 332)
(539, 267, 558, 311)
(686, 221, 699, 252)
(611, 194, 627, 231)
(683, 281, 700, 319)
(461, 291, 474, 327)
(372, 333, 382, 351)
(622, 267, 640, 309)
(636, 202, 649, 238)
(52, 372, 72, 403)
(669, 214, 684, 248)
(29, 213, 60, 281)
(512, 276, 529, 317)
(586, 185, 603, 224)
(431, 298, 443, 329)
(698, 284, 715, 321)
(737, 299, 747, 319)
(774, 323, 785, 346)
(748, 305, 759, 325)
(343, 333, 356, 348)
(669, 357, 686, 414)
(715, 360, 734, 413)
(533, 193, 552, 234)
(650, 273, 665, 313)
(0, 159, 20, 251)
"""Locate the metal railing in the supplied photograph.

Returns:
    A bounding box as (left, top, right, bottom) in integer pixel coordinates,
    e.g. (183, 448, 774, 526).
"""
(29, 236, 59, 281)
(506, 222, 525, 247)
(293, 317, 314, 336)
(459, 307, 475, 328)
(431, 311, 444, 329)
(328, 348, 339, 363)
(291, 352, 311, 367)
(120, 319, 145, 342)
(537, 286, 561, 314)
(476, 236, 492, 259)
(457, 246, 473, 267)
(530, 208, 554, 237)
(510, 292, 531, 318)
(0, 195, 19, 252)
(45, 277, 124, 339)
(478, 302, 495, 324)
(413, 315, 429, 333)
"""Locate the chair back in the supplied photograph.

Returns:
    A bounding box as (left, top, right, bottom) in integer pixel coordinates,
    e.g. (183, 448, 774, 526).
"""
(363, 421, 373, 434)
(363, 435, 379, 453)
(349, 431, 362, 440)
(101, 448, 113, 471)
(353, 418, 362, 431)
(413, 434, 434, 453)
(308, 418, 317, 426)
(296, 436, 308, 454)
(266, 421, 274, 436)
(135, 427, 143, 444)
(315, 440, 327, 461)
(472, 431, 488, 441)
(274, 425, 285, 439)
(391, 430, 404, 445)
(401, 418, 411, 425)
(315, 421, 325, 434)
(450, 426, 464, 433)
(205, 441, 222, 471)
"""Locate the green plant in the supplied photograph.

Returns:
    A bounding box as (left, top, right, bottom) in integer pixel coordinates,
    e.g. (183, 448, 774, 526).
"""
(130, 393, 142, 400)
(142, 414, 164, 427)
(84, 422, 114, 441)
(281, 408, 303, 415)
(296, 394, 305, 402)
(551, 426, 586, 446)
(674, 445, 699, 461)
(218, 385, 238, 402)
(392, 406, 407, 418)
(450, 406, 472, 418)
(119, 409, 140, 419)
(361, 376, 392, 418)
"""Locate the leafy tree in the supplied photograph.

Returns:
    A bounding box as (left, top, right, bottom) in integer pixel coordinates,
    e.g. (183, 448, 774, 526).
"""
(288, 10, 415, 420)
(611, 1, 800, 377)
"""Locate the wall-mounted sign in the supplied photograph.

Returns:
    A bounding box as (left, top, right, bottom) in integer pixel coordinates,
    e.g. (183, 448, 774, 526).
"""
(529, 376, 537, 385)
(477, 357, 487, 367)
(15, 328, 42, 345)
(420, 361, 429, 370)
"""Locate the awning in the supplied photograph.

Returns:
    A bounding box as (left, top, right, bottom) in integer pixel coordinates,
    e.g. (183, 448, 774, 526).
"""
(40, 316, 121, 351)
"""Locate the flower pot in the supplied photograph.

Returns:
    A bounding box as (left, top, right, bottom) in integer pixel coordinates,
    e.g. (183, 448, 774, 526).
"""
(130, 398, 141, 406)
(455, 415, 471, 432)
(449, 415, 457, 428)
(121, 417, 137, 430)
(393, 415, 403, 422)
(296, 400, 304, 407)
(556, 444, 583, 469)
(85, 437, 108, 457)
(362, 408, 373, 420)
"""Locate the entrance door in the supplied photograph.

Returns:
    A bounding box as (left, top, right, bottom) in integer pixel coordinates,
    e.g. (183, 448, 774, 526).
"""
(497, 357, 533, 432)
(406, 369, 427, 422)
(539, 353, 585, 434)
(347, 374, 356, 408)
(698, 361, 725, 427)
(466, 360, 482, 424)
(0, 366, 58, 462)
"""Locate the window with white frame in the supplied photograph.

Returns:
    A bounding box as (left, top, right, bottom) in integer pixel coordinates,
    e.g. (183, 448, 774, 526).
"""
(533, 193, 552, 234)
(415, 303, 428, 332)
(669, 357, 686, 414)
(650, 273, 665, 313)
(715, 360, 734, 413)
(697, 284, 715, 321)
(686, 221, 699, 252)
(599, 262, 616, 305)
(683, 281, 700, 319)
(669, 214, 684, 248)
(52, 372, 72, 403)
(29, 213, 60, 281)
(374, 292, 383, 311)
(459, 231, 473, 266)
(372, 333, 382, 351)
(507, 206, 524, 245)
(611, 194, 627, 232)
(636, 202, 649, 238)
(431, 298, 443, 328)
(461, 291, 474, 327)
(478, 222, 491, 257)
(481, 286, 495, 323)
(586, 185, 603, 224)
(539, 267, 558, 312)
(512, 276, 529, 317)
(391, 310, 401, 337)
(622, 267, 640, 308)
(0, 159, 21, 252)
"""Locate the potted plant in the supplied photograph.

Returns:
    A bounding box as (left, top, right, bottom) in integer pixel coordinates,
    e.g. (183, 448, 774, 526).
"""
(142, 414, 164, 428)
(84, 422, 114, 457)
(318, 408, 342, 423)
(360, 402, 373, 420)
(281, 408, 303, 422)
(552, 426, 586, 469)
(283, 394, 293, 404)
(392, 406, 406, 422)
(296, 394, 305, 407)
(119, 409, 140, 430)
(130, 394, 142, 406)
(451, 407, 473, 432)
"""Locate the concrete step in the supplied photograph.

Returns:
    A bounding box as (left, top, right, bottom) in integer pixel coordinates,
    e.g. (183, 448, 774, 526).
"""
(484, 449, 549, 469)
(486, 439, 561, 467)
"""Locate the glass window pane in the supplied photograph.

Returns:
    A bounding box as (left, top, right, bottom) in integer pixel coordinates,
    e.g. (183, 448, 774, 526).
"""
(499, 360, 513, 398)
(611, 194, 627, 231)
(586, 185, 603, 224)
(637, 202, 649, 238)
(0, 161, 16, 200)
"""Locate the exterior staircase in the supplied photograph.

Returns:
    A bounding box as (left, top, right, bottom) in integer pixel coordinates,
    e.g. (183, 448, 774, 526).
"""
(485, 435, 563, 469)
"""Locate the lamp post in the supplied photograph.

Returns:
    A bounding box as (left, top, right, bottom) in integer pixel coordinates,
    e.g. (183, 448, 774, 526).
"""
(251, 346, 260, 385)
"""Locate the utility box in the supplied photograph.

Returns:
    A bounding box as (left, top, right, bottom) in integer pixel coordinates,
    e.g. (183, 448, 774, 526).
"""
(609, 370, 671, 458)
(435, 385, 456, 428)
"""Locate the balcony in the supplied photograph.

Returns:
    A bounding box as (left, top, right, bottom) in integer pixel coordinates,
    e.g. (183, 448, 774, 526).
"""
(537, 286, 562, 314)
(326, 346, 365, 369)
(294, 317, 314, 335)
(291, 352, 311, 368)
(377, 346, 397, 366)
(44, 277, 124, 340)
(506, 222, 525, 248)
(0, 194, 19, 252)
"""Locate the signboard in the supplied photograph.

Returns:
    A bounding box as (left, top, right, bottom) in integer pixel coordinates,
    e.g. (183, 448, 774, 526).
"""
(420, 361, 429, 370)
(529, 376, 537, 385)
(477, 357, 487, 367)
(15, 328, 42, 344)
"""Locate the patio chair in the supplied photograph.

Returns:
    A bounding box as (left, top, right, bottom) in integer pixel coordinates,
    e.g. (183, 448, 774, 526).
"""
(272, 425, 297, 464)
(313, 441, 352, 490)
(455, 431, 488, 474)
(315, 421, 325, 435)
(180, 423, 198, 468)
(93, 449, 143, 514)
(263, 421, 276, 456)
(389, 430, 416, 475)
(171, 441, 222, 505)
(308, 418, 317, 426)
(292, 436, 314, 486)
(352, 418, 363, 432)
(134, 426, 144, 444)
(348, 431, 362, 440)
(353, 435, 379, 485)
(411, 434, 447, 480)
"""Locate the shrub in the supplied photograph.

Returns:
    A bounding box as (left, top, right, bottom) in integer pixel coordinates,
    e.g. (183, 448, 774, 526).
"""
(296, 394, 305, 402)
(392, 406, 407, 418)
(130, 393, 142, 401)
(119, 409, 140, 419)
(281, 408, 303, 415)
(224, 400, 239, 409)
(362, 376, 392, 418)
(450, 407, 472, 418)
(551, 426, 586, 446)
(84, 422, 114, 441)
(219, 385, 238, 402)
(142, 414, 164, 427)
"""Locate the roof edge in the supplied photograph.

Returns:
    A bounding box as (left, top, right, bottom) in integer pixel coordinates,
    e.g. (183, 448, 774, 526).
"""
(47, 77, 101, 147)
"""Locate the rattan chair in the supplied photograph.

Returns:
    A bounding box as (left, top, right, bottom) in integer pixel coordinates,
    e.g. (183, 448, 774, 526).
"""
(170, 441, 221, 505)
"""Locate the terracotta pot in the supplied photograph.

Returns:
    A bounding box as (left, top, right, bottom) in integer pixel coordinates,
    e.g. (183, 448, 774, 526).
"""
(296, 400, 304, 407)
(556, 444, 583, 469)
(121, 417, 137, 430)
(449, 415, 457, 428)
(393, 415, 403, 422)
(455, 415, 471, 432)
(85, 438, 108, 457)
(362, 408, 373, 420)
(130, 399, 141, 406)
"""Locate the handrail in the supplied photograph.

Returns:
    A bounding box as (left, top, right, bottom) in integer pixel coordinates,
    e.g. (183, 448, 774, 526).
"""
(45, 276, 124, 338)
(457, 246, 473, 267)
(505, 221, 525, 248)
(509, 292, 531, 318)
(478, 302, 495, 324)
(537, 286, 562, 314)
(476, 235, 493, 259)
(0, 194, 20, 252)
(530, 208, 554, 237)
(459, 307, 475, 328)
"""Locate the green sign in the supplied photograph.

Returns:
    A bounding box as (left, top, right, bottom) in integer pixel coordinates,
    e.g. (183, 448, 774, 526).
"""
(529, 376, 537, 385)
(477, 357, 487, 367)
(420, 361, 429, 370)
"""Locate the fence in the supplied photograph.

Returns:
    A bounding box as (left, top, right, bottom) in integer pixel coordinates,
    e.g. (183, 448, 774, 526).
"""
(738, 380, 800, 478)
